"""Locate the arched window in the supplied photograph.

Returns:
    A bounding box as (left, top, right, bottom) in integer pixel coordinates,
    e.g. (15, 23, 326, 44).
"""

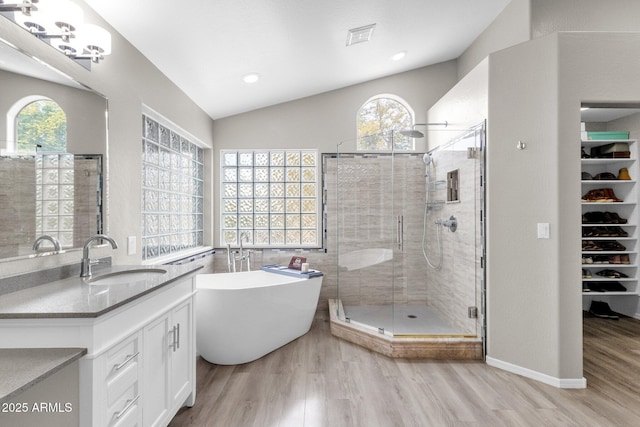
(357, 95, 414, 151)
(9, 97, 67, 153)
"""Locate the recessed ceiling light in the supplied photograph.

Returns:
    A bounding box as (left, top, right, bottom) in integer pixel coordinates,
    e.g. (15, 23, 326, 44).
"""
(391, 51, 407, 61)
(242, 73, 260, 84)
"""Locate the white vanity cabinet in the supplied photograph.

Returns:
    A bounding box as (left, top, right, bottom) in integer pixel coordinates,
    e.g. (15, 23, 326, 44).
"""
(142, 299, 193, 427)
(0, 270, 198, 427)
(83, 277, 196, 427)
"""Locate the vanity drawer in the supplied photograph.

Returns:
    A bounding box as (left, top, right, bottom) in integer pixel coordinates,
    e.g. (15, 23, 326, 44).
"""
(107, 382, 140, 427)
(107, 360, 138, 406)
(106, 334, 140, 379)
(104, 333, 141, 422)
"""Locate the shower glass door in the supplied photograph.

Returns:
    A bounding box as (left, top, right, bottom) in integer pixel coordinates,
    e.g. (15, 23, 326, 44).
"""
(330, 123, 485, 339)
(331, 140, 396, 334)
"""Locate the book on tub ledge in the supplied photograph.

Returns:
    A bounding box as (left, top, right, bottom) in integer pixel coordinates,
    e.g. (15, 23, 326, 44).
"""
(260, 264, 323, 279)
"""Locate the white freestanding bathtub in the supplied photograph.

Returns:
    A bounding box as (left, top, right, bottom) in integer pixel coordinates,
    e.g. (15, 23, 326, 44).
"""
(196, 270, 323, 365)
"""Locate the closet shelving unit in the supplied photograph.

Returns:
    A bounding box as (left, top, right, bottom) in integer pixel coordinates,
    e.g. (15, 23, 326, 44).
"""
(581, 139, 639, 314)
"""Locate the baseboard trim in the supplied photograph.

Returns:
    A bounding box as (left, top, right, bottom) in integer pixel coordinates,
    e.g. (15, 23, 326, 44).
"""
(486, 356, 587, 389)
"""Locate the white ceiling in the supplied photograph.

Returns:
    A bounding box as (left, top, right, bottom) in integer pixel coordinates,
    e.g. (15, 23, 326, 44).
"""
(84, 0, 510, 119)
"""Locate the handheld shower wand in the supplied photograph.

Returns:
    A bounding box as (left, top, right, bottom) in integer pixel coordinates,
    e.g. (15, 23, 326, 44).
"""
(421, 153, 443, 270)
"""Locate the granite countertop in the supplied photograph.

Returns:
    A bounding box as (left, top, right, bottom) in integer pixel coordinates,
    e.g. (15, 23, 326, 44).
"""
(0, 347, 87, 403)
(0, 264, 202, 319)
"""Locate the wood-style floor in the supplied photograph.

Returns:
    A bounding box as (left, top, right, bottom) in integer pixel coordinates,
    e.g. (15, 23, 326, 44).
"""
(169, 312, 640, 426)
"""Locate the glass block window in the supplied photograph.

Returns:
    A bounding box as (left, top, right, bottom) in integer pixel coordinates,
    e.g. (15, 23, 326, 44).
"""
(142, 114, 204, 260)
(35, 153, 75, 248)
(221, 150, 320, 248)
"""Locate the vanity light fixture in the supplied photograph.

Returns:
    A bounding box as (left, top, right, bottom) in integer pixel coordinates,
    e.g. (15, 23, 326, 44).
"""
(0, 0, 112, 64)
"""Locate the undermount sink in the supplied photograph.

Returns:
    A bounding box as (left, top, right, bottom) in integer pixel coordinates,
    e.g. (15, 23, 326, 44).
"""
(86, 268, 168, 285)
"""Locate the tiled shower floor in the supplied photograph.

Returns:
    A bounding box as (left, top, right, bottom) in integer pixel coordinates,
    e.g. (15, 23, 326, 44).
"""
(343, 304, 459, 335)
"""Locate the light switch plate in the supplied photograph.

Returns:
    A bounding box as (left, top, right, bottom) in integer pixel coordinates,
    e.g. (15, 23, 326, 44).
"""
(127, 236, 136, 255)
(537, 223, 550, 239)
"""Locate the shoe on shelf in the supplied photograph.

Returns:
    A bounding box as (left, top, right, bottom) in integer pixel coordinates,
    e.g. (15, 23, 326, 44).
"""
(608, 255, 621, 264)
(601, 240, 626, 251)
(582, 269, 593, 279)
(583, 282, 591, 292)
(603, 212, 627, 224)
(620, 254, 631, 264)
(618, 167, 631, 180)
(581, 188, 623, 203)
(594, 172, 617, 180)
(595, 269, 628, 278)
(582, 256, 594, 264)
(588, 301, 620, 319)
(604, 188, 623, 202)
(592, 255, 610, 264)
(582, 227, 600, 237)
(582, 212, 603, 223)
(609, 226, 629, 237)
(582, 240, 602, 251)
(581, 147, 593, 158)
(589, 282, 627, 292)
(582, 172, 594, 180)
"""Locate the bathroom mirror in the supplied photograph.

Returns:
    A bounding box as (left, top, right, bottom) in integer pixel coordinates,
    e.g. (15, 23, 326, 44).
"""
(0, 37, 107, 261)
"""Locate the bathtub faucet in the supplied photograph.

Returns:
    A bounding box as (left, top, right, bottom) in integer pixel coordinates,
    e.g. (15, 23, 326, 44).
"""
(235, 232, 252, 271)
(226, 234, 253, 272)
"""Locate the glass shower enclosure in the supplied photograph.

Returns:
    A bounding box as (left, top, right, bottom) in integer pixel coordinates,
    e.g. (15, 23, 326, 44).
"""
(325, 124, 485, 338)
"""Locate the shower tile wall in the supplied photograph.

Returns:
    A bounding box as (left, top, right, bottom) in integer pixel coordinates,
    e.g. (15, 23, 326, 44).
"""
(426, 146, 482, 335)
(0, 156, 36, 258)
(73, 157, 102, 248)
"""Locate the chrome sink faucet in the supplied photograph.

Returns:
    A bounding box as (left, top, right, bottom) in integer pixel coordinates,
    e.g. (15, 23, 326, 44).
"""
(32, 234, 61, 252)
(80, 234, 118, 277)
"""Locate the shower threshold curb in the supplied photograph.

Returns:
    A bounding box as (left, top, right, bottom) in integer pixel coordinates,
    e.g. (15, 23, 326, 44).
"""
(328, 299, 483, 360)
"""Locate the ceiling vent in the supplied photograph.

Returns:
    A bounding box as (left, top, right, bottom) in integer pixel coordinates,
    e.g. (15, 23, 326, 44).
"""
(346, 23, 376, 46)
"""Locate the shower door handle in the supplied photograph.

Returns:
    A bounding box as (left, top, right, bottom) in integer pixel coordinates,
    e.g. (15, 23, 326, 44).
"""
(397, 215, 404, 251)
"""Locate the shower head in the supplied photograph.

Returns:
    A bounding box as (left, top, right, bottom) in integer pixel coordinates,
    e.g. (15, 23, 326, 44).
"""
(400, 129, 425, 138)
(423, 153, 432, 165)
(399, 121, 448, 139)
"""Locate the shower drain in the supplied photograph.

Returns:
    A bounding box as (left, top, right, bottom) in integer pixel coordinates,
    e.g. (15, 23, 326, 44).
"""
(407, 315, 417, 319)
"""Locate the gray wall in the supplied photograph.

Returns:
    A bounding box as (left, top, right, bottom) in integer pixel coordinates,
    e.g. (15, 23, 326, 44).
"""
(459, 0, 640, 82)
(531, 0, 640, 38)
(488, 34, 565, 382)
(457, 0, 531, 80)
(485, 32, 640, 385)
